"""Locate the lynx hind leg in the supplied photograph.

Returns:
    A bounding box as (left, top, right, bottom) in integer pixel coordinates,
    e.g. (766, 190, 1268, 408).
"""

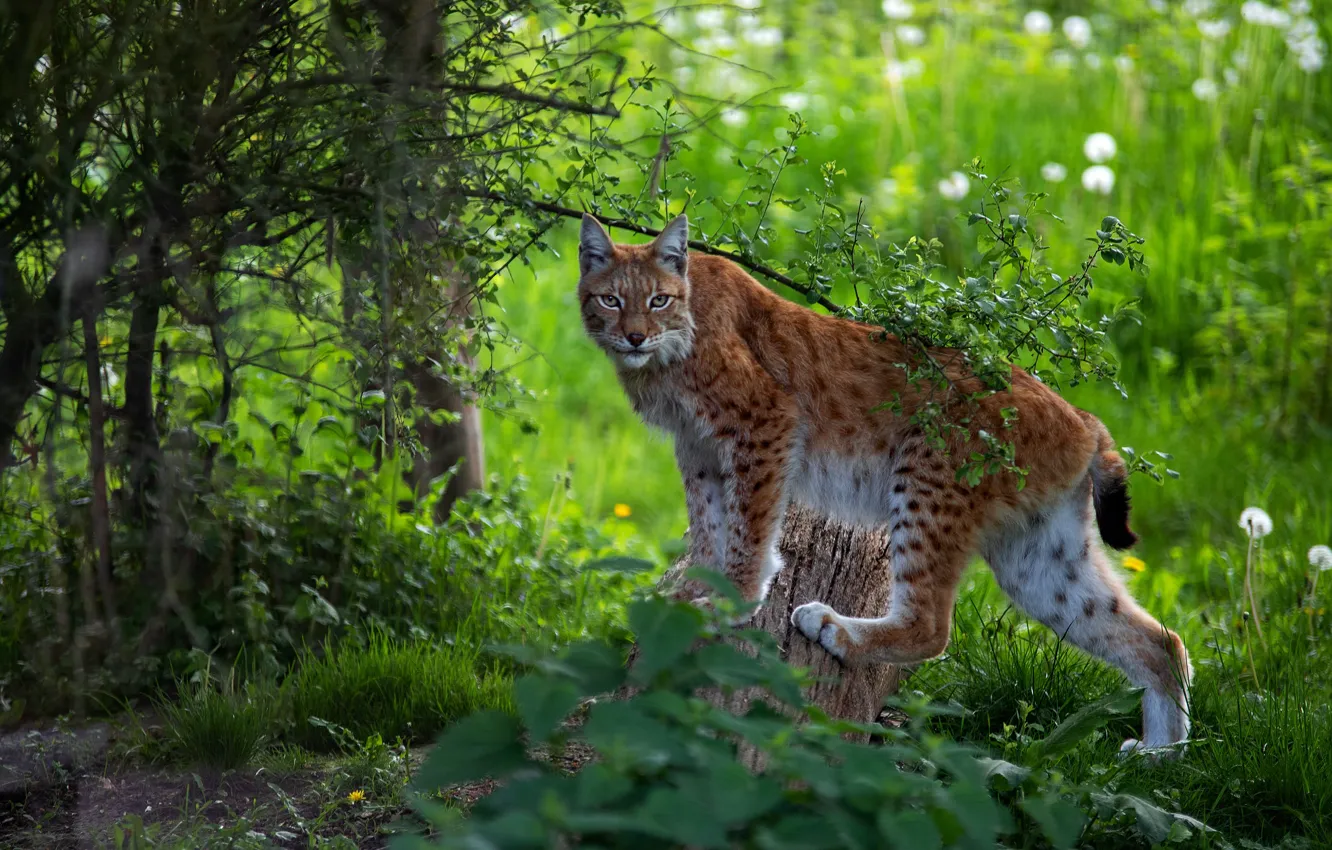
(793, 470, 976, 666)
(983, 481, 1192, 753)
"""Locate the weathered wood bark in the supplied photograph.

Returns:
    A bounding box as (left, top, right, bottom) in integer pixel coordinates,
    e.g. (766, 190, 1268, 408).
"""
(646, 506, 906, 766)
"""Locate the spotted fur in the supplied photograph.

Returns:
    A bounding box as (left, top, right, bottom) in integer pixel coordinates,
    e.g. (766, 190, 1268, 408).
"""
(577, 214, 1191, 752)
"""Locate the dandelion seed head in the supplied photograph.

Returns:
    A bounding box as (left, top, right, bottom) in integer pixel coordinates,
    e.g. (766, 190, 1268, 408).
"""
(1062, 16, 1092, 48)
(1083, 131, 1117, 163)
(694, 8, 726, 30)
(744, 26, 783, 47)
(1192, 77, 1220, 101)
(1239, 506, 1273, 539)
(1081, 164, 1115, 194)
(720, 108, 748, 127)
(1023, 10, 1052, 36)
(937, 171, 970, 201)
(1240, 1, 1290, 28)
(882, 0, 914, 20)
(1114, 54, 1135, 73)
(896, 24, 926, 46)
(779, 91, 809, 111)
(1309, 545, 1332, 571)
(1198, 19, 1232, 39)
(1040, 161, 1067, 182)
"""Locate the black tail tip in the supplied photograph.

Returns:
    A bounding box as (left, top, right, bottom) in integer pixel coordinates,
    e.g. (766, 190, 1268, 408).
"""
(1096, 477, 1139, 550)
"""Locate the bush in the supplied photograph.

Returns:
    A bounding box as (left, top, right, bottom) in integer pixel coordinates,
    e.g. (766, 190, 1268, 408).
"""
(287, 633, 512, 752)
(399, 574, 1212, 850)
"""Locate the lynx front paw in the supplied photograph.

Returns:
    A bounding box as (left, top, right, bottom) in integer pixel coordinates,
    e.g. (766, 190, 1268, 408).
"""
(791, 602, 849, 661)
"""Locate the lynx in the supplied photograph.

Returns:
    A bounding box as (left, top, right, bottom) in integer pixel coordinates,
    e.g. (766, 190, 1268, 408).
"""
(576, 213, 1191, 752)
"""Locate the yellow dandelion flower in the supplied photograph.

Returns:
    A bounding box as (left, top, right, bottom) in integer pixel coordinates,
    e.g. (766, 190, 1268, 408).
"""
(613, 503, 632, 519)
(346, 789, 366, 804)
(1122, 556, 1146, 572)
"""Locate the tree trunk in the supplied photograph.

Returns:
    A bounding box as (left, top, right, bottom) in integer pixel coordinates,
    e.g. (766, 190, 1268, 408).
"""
(649, 506, 906, 767)
(405, 357, 485, 522)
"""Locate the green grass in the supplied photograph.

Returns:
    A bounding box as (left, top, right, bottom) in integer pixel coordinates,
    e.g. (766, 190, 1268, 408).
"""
(155, 679, 277, 771)
(286, 634, 513, 752)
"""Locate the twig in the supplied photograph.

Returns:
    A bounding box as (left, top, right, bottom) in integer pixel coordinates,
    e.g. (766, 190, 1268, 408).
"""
(466, 191, 842, 314)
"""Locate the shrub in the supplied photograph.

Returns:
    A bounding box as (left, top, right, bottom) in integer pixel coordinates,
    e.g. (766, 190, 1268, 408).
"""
(287, 633, 512, 752)
(399, 574, 1212, 850)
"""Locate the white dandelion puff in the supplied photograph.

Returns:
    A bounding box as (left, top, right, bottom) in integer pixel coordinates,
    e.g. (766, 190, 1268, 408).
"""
(882, 0, 914, 20)
(779, 91, 809, 111)
(937, 171, 970, 201)
(735, 0, 761, 8)
(744, 26, 783, 47)
(1050, 49, 1074, 69)
(1183, 0, 1213, 15)
(1309, 545, 1332, 571)
(1296, 45, 1325, 72)
(720, 108, 748, 127)
(1197, 19, 1232, 39)
(1240, 1, 1290, 28)
(1041, 162, 1068, 182)
(1062, 16, 1092, 48)
(1023, 10, 1052, 35)
(879, 178, 900, 198)
(1114, 54, 1135, 73)
(1224, 66, 1240, 86)
(884, 57, 925, 83)
(1083, 131, 1117, 163)
(1192, 77, 1220, 100)
(1081, 164, 1115, 194)
(1239, 506, 1273, 539)
(896, 24, 926, 46)
(1084, 52, 1104, 70)
(694, 8, 726, 30)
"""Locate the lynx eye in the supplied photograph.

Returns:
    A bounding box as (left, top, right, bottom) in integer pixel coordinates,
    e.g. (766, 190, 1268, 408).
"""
(597, 294, 622, 309)
(649, 294, 672, 309)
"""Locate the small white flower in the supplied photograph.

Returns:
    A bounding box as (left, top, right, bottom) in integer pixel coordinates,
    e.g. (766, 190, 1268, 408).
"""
(737, 13, 762, 32)
(694, 8, 726, 30)
(937, 171, 970, 201)
(1239, 506, 1274, 539)
(1081, 164, 1115, 194)
(1197, 19, 1232, 39)
(1114, 54, 1135, 73)
(720, 108, 748, 127)
(1192, 77, 1220, 100)
(779, 91, 809, 111)
(1309, 545, 1332, 571)
(1233, 48, 1251, 69)
(1296, 45, 1325, 72)
(735, 0, 762, 8)
(660, 13, 685, 35)
(1083, 131, 1117, 163)
(896, 24, 926, 46)
(1041, 161, 1067, 182)
(1063, 16, 1092, 48)
(1223, 66, 1240, 86)
(882, 0, 914, 20)
(1023, 10, 1053, 36)
(1289, 0, 1311, 15)
(1183, 0, 1214, 15)
(884, 57, 925, 82)
(675, 65, 696, 84)
(1084, 52, 1103, 70)
(1050, 49, 1074, 69)
(1240, 1, 1290, 28)
(744, 26, 783, 47)
(1286, 17, 1319, 49)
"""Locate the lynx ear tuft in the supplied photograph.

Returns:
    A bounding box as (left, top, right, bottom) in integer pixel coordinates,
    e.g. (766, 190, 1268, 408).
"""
(653, 214, 689, 276)
(579, 214, 613, 276)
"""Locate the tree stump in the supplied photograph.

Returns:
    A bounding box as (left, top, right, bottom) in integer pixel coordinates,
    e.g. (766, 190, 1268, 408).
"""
(645, 506, 906, 766)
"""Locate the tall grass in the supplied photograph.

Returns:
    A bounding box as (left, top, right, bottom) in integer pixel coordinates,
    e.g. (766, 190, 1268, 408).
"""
(286, 633, 513, 752)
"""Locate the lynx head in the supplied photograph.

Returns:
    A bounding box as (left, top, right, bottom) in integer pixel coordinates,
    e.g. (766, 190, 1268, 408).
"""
(577, 213, 695, 370)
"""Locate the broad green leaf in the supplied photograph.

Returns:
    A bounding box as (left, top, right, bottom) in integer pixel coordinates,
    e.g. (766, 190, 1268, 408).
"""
(1027, 688, 1142, 761)
(1021, 792, 1085, 849)
(513, 673, 580, 740)
(628, 598, 702, 681)
(583, 556, 656, 574)
(411, 711, 529, 791)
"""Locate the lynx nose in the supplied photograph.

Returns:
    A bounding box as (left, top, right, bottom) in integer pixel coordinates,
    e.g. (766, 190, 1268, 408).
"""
(625, 332, 646, 347)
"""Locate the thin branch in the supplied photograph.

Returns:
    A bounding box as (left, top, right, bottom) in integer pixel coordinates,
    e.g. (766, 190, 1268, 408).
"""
(466, 192, 842, 314)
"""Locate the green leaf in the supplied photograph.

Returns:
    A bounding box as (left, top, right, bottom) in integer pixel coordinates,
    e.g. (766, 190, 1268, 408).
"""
(1027, 688, 1142, 762)
(878, 810, 941, 850)
(975, 757, 1030, 791)
(514, 674, 581, 740)
(411, 711, 529, 791)
(1021, 792, 1085, 849)
(628, 598, 702, 680)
